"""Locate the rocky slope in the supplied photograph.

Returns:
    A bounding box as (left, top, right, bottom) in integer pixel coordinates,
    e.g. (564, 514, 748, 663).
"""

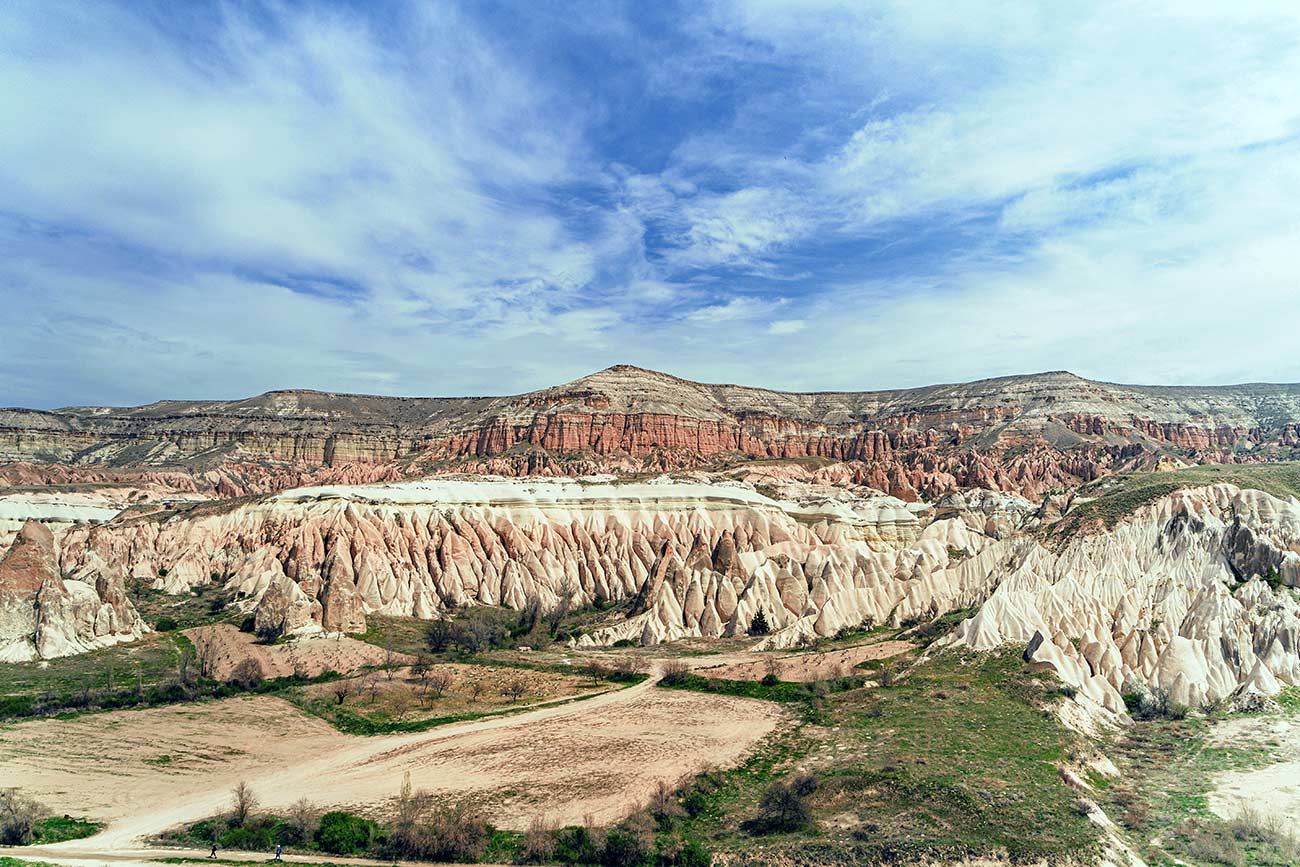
(6, 366, 1300, 501)
(0, 519, 145, 662)
(48, 470, 1300, 718)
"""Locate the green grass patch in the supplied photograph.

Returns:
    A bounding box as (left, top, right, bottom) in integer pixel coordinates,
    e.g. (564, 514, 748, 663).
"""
(658, 672, 863, 703)
(27, 815, 103, 845)
(671, 648, 1099, 865)
(0, 858, 60, 867)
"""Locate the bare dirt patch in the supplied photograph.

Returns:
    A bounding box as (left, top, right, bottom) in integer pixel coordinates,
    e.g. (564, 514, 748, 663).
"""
(694, 639, 912, 682)
(297, 660, 607, 727)
(1207, 713, 1300, 825)
(0, 677, 783, 844)
(185, 624, 405, 680)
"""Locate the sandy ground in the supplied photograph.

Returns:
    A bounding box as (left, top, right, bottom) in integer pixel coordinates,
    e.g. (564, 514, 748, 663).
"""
(692, 639, 912, 682)
(0, 674, 782, 850)
(1207, 713, 1300, 824)
(186, 624, 410, 679)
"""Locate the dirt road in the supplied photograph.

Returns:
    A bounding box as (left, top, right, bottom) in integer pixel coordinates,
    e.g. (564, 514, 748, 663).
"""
(2, 673, 782, 864)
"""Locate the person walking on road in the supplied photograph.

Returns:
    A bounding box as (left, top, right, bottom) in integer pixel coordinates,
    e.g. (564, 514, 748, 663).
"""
(275, 844, 282, 861)
(209, 842, 218, 859)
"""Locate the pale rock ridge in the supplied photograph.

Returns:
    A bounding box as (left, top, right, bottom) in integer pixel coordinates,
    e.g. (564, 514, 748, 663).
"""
(0, 519, 145, 662)
(946, 484, 1300, 715)
(57, 478, 1036, 651)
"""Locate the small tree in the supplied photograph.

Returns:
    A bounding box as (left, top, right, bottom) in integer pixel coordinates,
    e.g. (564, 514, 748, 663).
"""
(287, 798, 319, 844)
(231, 781, 259, 828)
(229, 658, 265, 690)
(426, 670, 453, 700)
(0, 789, 48, 845)
(748, 610, 771, 636)
(501, 678, 528, 702)
(743, 778, 815, 834)
(331, 679, 354, 706)
(425, 620, 453, 654)
(382, 637, 398, 681)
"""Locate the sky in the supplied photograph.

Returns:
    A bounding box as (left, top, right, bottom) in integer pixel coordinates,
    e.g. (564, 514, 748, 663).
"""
(2, 1, 1300, 408)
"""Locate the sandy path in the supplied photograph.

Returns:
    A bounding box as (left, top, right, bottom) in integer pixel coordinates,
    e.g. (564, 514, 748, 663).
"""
(1, 673, 782, 858)
(1207, 714, 1300, 823)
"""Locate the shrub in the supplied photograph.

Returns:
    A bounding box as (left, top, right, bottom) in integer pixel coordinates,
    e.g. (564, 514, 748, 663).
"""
(748, 610, 771, 636)
(600, 825, 650, 866)
(660, 660, 690, 686)
(228, 658, 265, 690)
(760, 672, 780, 687)
(742, 779, 814, 835)
(154, 616, 179, 632)
(315, 810, 377, 855)
(0, 789, 47, 845)
(554, 824, 600, 864)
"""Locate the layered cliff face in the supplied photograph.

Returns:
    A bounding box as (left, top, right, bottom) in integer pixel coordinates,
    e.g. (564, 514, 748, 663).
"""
(5, 367, 1300, 502)
(0, 519, 145, 662)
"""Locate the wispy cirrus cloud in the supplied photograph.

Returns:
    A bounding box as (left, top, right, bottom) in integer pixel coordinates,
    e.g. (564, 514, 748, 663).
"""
(1, 0, 1298, 407)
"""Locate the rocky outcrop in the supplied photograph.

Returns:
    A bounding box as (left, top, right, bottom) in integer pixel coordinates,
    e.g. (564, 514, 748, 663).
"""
(5, 367, 1300, 503)
(0, 519, 145, 661)
(56, 477, 1030, 648)
(946, 485, 1300, 715)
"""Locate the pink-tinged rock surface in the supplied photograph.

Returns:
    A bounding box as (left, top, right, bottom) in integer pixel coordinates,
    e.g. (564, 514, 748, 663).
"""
(0, 519, 145, 661)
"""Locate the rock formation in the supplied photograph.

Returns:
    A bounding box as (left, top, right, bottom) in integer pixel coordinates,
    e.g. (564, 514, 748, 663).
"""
(945, 484, 1300, 715)
(4, 366, 1299, 502)
(0, 519, 145, 662)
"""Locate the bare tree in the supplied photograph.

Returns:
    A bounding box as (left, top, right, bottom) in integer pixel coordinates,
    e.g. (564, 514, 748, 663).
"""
(331, 679, 354, 706)
(383, 637, 398, 681)
(583, 659, 610, 685)
(501, 678, 528, 702)
(389, 688, 413, 721)
(364, 672, 382, 704)
(195, 637, 220, 680)
(231, 781, 258, 827)
(426, 670, 453, 701)
(0, 789, 48, 846)
(229, 658, 265, 690)
(287, 797, 318, 843)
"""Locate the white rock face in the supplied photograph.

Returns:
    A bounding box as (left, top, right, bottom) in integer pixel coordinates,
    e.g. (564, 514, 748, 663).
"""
(0, 520, 145, 662)
(44, 476, 1300, 718)
(945, 484, 1300, 714)
(57, 477, 1027, 649)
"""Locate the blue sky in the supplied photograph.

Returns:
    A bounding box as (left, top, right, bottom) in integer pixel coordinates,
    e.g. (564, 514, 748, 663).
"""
(2, 1, 1300, 407)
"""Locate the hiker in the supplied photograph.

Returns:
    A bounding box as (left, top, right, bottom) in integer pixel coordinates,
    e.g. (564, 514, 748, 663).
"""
(209, 842, 218, 859)
(275, 844, 282, 861)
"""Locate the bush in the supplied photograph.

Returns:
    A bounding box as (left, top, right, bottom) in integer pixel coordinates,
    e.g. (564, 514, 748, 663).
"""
(600, 826, 650, 866)
(660, 660, 690, 687)
(554, 825, 600, 863)
(228, 658, 265, 690)
(316, 810, 378, 855)
(154, 616, 179, 632)
(742, 779, 814, 835)
(760, 672, 780, 687)
(0, 789, 48, 845)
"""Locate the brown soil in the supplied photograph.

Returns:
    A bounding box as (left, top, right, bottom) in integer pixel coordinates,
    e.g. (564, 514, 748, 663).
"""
(693, 640, 913, 682)
(0, 676, 782, 846)
(185, 624, 408, 680)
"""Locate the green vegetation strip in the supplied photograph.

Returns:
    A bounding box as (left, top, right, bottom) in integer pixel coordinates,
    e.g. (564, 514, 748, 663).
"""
(657, 672, 863, 703)
(289, 674, 645, 736)
(1054, 462, 1300, 541)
